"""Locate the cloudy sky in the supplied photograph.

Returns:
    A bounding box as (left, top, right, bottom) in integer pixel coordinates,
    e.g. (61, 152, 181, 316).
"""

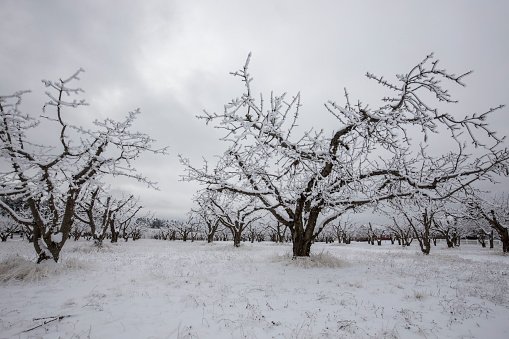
(2, 0, 508, 220)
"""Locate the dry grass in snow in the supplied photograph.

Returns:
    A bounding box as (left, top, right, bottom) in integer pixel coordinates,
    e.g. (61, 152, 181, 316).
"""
(0, 239, 508, 338)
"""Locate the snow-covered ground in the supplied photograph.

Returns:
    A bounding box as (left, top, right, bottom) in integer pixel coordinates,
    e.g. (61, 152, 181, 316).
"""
(0, 239, 508, 339)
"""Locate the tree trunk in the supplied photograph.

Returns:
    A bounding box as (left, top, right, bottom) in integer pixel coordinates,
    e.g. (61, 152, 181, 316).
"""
(32, 195, 76, 263)
(445, 238, 454, 248)
(501, 228, 509, 253)
(233, 231, 241, 247)
(488, 210, 508, 252)
(422, 239, 431, 255)
(292, 233, 312, 257)
(110, 231, 118, 243)
(206, 221, 217, 243)
(478, 232, 486, 248)
(291, 220, 314, 257)
(109, 213, 118, 243)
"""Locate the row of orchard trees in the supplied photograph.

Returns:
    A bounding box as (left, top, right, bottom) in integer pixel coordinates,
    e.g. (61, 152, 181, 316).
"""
(1, 55, 508, 262)
(176, 190, 509, 254)
(3, 187, 505, 256)
(1, 189, 151, 245)
(181, 53, 509, 257)
(0, 70, 166, 262)
(67, 188, 509, 251)
(316, 195, 509, 254)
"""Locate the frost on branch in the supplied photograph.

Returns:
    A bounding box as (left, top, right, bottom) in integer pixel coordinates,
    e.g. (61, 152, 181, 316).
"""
(0, 70, 167, 263)
(181, 54, 509, 257)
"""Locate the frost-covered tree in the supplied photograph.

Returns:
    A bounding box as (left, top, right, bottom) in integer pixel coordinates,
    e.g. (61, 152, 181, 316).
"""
(118, 207, 145, 242)
(206, 191, 265, 247)
(0, 214, 20, 242)
(390, 198, 438, 255)
(265, 221, 289, 243)
(367, 223, 387, 246)
(69, 219, 89, 241)
(432, 213, 460, 248)
(169, 219, 196, 242)
(462, 194, 509, 252)
(387, 216, 414, 247)
(329, 217, 355, 244)
(0, 70, 166, 262)
(181, 54, 508, 257)
(75, 186, 142, 244)
(190, 190, 222, 243)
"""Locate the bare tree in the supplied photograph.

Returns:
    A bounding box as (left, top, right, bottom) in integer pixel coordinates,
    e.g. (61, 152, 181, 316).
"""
(0, 70, 166, 262)
(69, 220, 89, 241)
(181, 54, 508, 257)
(0, 215, 20, 242)
(387, 217, 414, 247)
(432, 214, 459, 248)
(190, 190, 222, 243)
(207, 192, 265, 247)
(330, 217, 354, 244)
(169, 220, 195, 242)
(390, 198, 449, 255)
(75, 186, 142, 244)
(367, 222, 387, 246)
(266, 221, 289, 243)
(462, 194, 509, 252)
(75, 186, 111, 245)
(246, 222, 265, 243)
(119, 208, 145, 242)
(153, 221, 175, 241)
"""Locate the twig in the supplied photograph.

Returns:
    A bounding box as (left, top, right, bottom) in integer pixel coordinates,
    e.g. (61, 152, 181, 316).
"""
(22, 315, 71, 333)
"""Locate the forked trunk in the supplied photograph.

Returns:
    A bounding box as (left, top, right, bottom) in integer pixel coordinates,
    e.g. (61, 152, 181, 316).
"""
(291, 209, 323, 257)
(34, 226, 66, 263)
(31, 195, 75, 263)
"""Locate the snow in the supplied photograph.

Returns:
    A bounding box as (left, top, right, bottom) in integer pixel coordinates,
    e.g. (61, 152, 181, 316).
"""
(0, 239, 508, 338)
(51, 232, 63, 243)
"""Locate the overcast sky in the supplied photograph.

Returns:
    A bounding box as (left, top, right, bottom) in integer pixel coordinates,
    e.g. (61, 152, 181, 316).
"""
(2, 0, 508, 220)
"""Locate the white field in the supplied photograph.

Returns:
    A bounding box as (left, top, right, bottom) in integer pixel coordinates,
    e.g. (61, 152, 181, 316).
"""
(0, 239, 508, 339)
